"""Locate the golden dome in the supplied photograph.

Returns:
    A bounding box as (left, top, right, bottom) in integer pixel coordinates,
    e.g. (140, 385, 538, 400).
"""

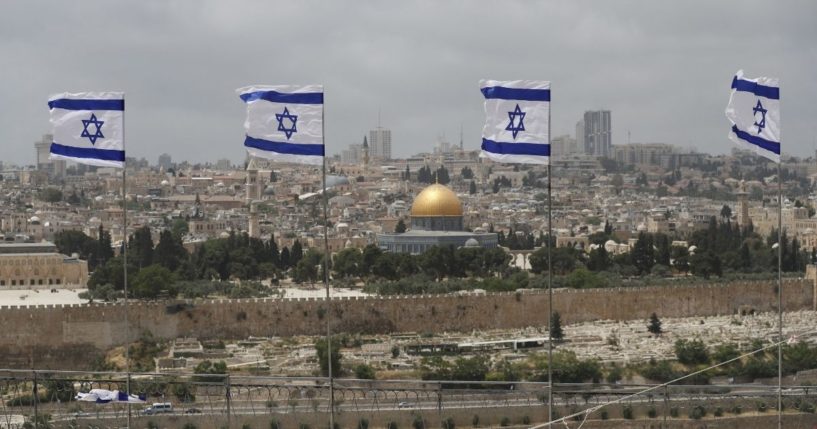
(410, 184, 463, 217)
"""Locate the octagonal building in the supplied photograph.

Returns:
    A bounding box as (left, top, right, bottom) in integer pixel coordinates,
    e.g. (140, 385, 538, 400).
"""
(377, 183, 498, 254)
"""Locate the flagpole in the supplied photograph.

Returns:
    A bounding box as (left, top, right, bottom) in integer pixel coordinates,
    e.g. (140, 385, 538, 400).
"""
(321, 99, 335, 428)
(546, 91, 553, 427)
(121, 128, 131, 429)
(777, 160, 782, 429)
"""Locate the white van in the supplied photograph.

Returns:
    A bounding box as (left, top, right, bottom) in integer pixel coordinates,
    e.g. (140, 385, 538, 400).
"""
(142, 403, 173, 415)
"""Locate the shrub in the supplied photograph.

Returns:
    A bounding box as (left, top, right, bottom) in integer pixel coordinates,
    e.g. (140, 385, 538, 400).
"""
(600, 410, 609, 420)
(731, 405, 742, 414)
(441, 417, 455, 429)
(714, 407, 723, 417)
(471, 415, 479, 427)
(500, 417, 510, 427)
(622, 405, 634, 419)
(690, 405, 706, 420)
(299, 424, 311, 429)
(647, 406, 657, 418)
(183, 424, 197, 429)
(521, 415, 530, 424)
(387, 422, 398, 429)
(757, 402, 767, 412)
(357, 418, 369, 429)
(270, 420, 281, 429)
(147, 422, 159, 429)
(670, 407, 679, 417)
(412, 416, 425, 429)
(799, 401, 815, 413)
(242, 424, 252, 429)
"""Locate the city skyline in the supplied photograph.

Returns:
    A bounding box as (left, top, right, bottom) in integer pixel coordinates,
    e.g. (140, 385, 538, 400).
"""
(1, 1, 815, 165)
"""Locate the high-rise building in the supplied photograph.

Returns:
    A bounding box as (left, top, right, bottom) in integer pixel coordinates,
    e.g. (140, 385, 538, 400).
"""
(158, 153, 172, 170)
(550, 135, 578, 158)
(575, 120, 585, 155)
(583, 110, 611, 157)
(34, 134, 65, 178)
(369, 127, 392, 160)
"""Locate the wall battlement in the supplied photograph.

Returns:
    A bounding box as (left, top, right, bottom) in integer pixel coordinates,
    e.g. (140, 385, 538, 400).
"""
(0, 279, 814, 369)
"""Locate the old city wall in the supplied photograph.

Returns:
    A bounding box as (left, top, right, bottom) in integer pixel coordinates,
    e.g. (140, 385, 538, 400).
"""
(0, 279, 814, 369)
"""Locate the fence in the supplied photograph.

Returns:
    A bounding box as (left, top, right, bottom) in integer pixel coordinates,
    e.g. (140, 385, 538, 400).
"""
(1, 369, 816, 428)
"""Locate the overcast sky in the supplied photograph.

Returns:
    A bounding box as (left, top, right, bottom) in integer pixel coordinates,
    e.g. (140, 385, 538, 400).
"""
(1, 1, 815, 166)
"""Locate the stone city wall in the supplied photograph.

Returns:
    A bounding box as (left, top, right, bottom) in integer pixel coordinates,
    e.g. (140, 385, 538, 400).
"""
(0, 279, 813, 369)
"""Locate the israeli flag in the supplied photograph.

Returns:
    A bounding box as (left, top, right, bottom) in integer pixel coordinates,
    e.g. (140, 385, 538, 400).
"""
(480, 80, 550, 165)
(725, 70, 780, 163)
(238, 85, 324, 165)
(48, 92, 125, 168)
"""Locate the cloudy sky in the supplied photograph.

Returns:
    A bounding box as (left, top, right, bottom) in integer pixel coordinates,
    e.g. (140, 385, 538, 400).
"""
(1, 1, 815, 165)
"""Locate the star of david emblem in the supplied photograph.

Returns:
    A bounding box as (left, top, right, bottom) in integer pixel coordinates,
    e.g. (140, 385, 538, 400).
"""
(752, 100, 767, 134)
(505, 104, 526, 139)
(275, 107, 298, 140)
(80, 113, 105, 145)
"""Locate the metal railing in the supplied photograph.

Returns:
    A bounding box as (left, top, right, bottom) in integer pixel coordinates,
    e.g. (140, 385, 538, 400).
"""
(1, 369, 815, 428)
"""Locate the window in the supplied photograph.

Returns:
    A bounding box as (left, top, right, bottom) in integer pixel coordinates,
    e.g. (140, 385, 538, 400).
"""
(56, 279, 61, 285)
(11, 280, 16, 286)
(0, 280, 4, 286)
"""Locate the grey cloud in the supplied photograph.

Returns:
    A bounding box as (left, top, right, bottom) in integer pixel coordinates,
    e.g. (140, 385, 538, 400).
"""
(0, 0, 815, 165)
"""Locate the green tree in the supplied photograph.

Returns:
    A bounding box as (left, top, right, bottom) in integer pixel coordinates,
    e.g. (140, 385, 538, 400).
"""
(332, 248, 362, 278)
(647, 313, 662, 336)
(720, 204, 732, 220)
(293, 249, 323, 284)
(132, 264, 176, 299)
(353, 364, 376, 380)
(586, 246, 610, 272)
(469, 180, 477, 195)
(154, 229, 185, 271)
(171, 218, 189, 238)
(38, 187, 63, 203)
(674, 339, 709, 365)
(395, 219, 407, 233)
(360, 244, 383, 277)
(315, 337, 342, 377)
(129, 226, 154, 268)
(690, 250, 722, 279)
(550, 311, 564, 341)
(631, 232, 655, 275)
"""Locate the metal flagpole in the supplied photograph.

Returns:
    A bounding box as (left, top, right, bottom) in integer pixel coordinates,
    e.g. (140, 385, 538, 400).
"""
(777, 161, 782, 429)
(321, 100, 335, 428)
(122, 152, 131, 429)
(546, 91, 553, 427)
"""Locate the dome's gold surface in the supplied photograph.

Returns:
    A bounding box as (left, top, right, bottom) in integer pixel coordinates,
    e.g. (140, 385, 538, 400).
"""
(410, 184, 463, 217)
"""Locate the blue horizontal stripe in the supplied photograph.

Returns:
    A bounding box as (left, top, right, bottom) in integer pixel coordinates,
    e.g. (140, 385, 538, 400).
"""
(731, 125, 780, 155)
(240, 90, 324, 105)
(731, 77, 779, 100)
(50, 142, 125, 162)
(244, 136, 324, 156)
(48, 99, 124, 111)
(481, 86, 550, 102)
(482, 138, 550, 156)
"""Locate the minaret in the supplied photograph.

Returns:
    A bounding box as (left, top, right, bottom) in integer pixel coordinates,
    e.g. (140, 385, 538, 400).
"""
(362, 135, 370, 175)
(459, 124, 464, 151)
(737, 180, 750, 227)
(246, 157, 261, 238)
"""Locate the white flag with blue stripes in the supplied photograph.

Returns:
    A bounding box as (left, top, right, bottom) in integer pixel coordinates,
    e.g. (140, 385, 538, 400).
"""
(480, 80, 550, 165)
(238, 85, 324, 165)
(48, 92, 125, 168)
(725, 70, 780, 163)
